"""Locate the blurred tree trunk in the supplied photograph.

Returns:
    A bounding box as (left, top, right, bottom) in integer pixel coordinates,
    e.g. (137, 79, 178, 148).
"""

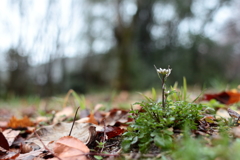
(44, 54, 54, 96)
(114, 0, 155, 90)
(6, 48, 30, 95)
(114, 0, 132, 90)
(133, 0, 155, 63)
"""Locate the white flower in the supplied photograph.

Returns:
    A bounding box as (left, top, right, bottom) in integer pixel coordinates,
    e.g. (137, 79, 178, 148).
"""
(156, 68, 172, 77)
(165, 91, 170, 95)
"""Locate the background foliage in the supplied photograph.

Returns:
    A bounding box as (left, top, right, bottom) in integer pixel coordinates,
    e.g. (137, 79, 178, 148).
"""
(0, 0, 239, 97)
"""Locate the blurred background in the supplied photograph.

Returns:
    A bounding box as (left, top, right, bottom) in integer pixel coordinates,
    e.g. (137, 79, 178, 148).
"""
(0, 0, 239, 98)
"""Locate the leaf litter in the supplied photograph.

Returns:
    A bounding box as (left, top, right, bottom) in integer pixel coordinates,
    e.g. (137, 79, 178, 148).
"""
(3, 90, 240, 159)
(0, 95, 130, 160)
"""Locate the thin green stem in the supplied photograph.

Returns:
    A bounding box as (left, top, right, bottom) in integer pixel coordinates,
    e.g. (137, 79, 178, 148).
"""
(162, 75, 166, 109)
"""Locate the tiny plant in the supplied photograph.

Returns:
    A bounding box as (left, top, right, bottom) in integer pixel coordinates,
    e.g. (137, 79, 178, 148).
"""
(122, 66, 207, 153)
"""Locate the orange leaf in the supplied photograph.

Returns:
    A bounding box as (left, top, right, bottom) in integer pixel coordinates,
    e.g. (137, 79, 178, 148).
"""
(87, 113, 98, 125)
(203, 91, 240, 104)
(7, 116, 34, 129)
(53, 136, 89, 160)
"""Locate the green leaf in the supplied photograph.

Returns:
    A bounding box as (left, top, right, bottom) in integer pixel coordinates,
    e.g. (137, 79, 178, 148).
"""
(94, 155, 103, 160)
(131, 136, 138, 144)
(183, 77, 187, 101)
(154, 135, 165, 147)
(122, 139, 132, 152)
(152, 87, 157, 101)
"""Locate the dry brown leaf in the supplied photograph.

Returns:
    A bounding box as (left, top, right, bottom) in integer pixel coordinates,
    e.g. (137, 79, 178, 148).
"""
(27, 122, 99, 149)
(87, 113, 98, 125)
(7, 116, 34, 129)
(227, 108, 240, 118)
(35, 116, 50, 123)
(3, 129, 21, 146)
(0, 132, 9, 151)
(0, 149, 20, 160)
(216, 109, 231, 119)
(20, 143, 33, 154)
(231, 126, 240, 138)
(103, 109, 129, 126)
(53, 136, 89, 160)
(17, 148, 45, 160)
(76, 117, 89, 123)
(0, 121, 8, 128)
(53, 107, 74, 124)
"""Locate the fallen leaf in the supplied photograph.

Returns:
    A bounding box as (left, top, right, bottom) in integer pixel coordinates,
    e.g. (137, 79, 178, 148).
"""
(87, 113, 98, 125)
(231, 126, 240, 138)
(98, 126, 125, 139)
(0, 132, 9, 151)
(0, 149, 20, 160)
(79, 109, 90, 118)
(20, 143, 33, 154)
(53, 107, 74, 124)
(17, 149, 44, 160)
(227, 108, 240, 118)
(76, 117, 90, 123)
(21, 106, 36, 118)
(35, 116, 50, 123)
(203, 91, 240, 104)
(202, 115, 215, 123)
(102, 109, 130, 126)
(216, 109, 231, 119)
(0, 121, 8, 128)
(27, 122, 99, 148)
(53, 136, 89, 160)
(7, 116, 34, 129)
(3, 129, 21, 146)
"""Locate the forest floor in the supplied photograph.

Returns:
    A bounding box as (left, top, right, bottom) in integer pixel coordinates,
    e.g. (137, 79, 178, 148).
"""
(1, 88, 240, 160)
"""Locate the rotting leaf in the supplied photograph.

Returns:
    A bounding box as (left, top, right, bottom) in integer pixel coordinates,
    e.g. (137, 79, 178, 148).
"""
(7, 116, 34, 129)
(53, 136, 89, 160)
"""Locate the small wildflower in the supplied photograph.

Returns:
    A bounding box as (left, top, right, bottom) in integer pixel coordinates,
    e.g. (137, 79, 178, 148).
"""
(165, 91, 170, 95)
(156, 68, 172, 77)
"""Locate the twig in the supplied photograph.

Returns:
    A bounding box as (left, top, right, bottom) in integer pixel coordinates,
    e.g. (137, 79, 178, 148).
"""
(34, 132, 62, 160)
(69, 106, 80, 136)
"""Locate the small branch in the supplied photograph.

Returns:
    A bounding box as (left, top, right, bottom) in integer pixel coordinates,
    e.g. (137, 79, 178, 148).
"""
(69, 106, 80, 136)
